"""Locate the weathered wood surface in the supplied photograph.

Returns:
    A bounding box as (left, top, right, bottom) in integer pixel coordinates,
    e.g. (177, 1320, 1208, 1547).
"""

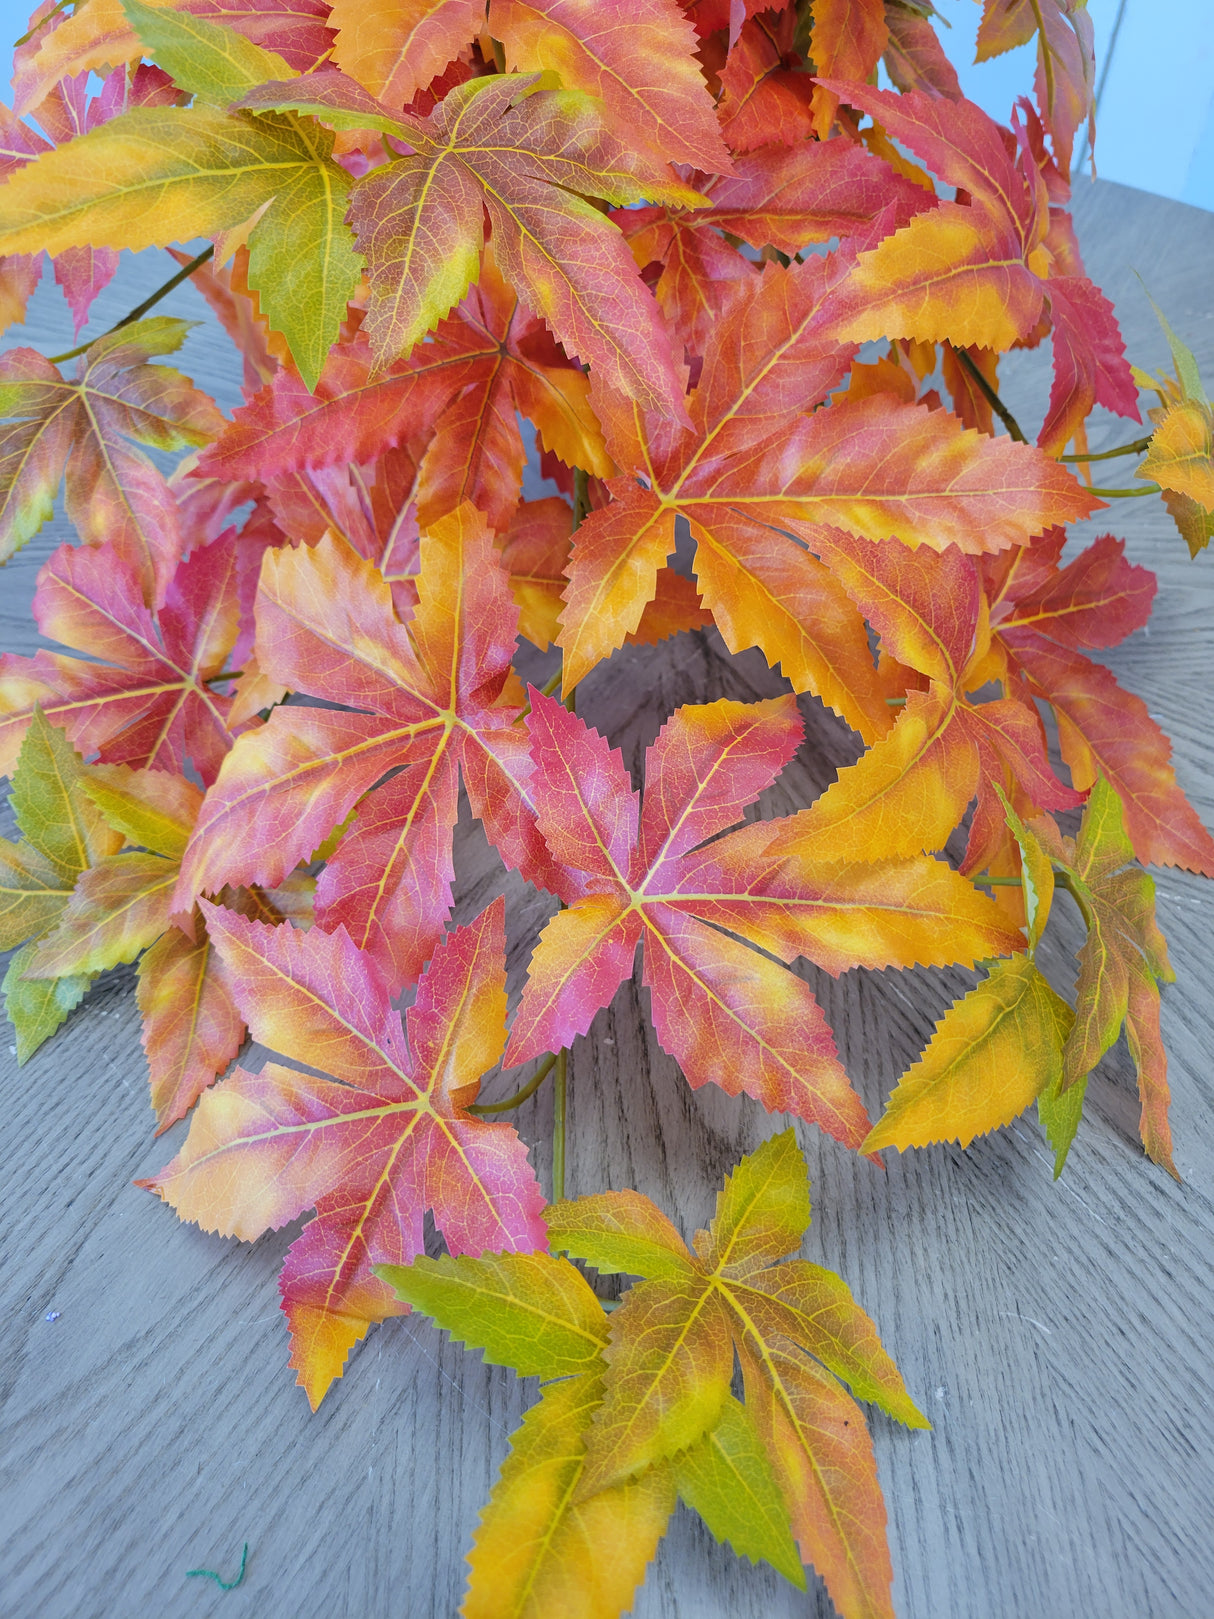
(1, 181, 1212, 1619)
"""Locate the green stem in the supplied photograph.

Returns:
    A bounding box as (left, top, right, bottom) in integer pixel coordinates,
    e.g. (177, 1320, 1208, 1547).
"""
(1054, 868, 1095, 931)
(540, 666, 564, 699)
(973, 874, 1025, 887)
(1027, 0, 1056, 116)
(551, 1047, 568, 1201)
(885, 695, 907, 706)
(1058, 436, 1152, 463)
(951, 345, 1027, 444)
(1092, 484, 1160, 497)
(47, 244, 215, 365)
(14, 0, 72, 46)
(572, 466, 590, 532)
(467, 1053, 557, 1116)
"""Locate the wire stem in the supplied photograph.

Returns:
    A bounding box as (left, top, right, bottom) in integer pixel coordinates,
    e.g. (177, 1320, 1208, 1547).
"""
(466, 1054, 558, 1116)
(551, 1048, 568, 1201)
(48, 244, 215, 365)
(1092, 484, 1159, 498)
(1058, 436, 1152, 463)
(951, 346, 1027, 443)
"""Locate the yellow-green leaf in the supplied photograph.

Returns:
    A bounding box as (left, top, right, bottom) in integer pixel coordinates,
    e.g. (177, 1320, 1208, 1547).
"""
(121, 0, 295, 105)
(863, 955, 1074, 1152)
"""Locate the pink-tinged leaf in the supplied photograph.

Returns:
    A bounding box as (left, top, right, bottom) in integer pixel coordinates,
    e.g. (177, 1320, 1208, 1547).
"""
(504, 894, 641, 1066)
(638, 695, 803, 874)
(1040, 276, 1140, 456)
(808, 0, 889, 138)
(0, 322, 226, 603)
(53, 246, 119, 340)
(0, 539, 240, 784)
(142, 898, 546, 1407)
(177, 511, 562, 986)
(641, 902, 871, 1145)
(882, 5, 963, 99)
(525, 690, 640, 888)
(27, 849, 176, 976)
(182, 0, 336, 71)
(995, 533, 1155, 651)
(716, 16, 815, 151)
(1002, 631, 1214, 875)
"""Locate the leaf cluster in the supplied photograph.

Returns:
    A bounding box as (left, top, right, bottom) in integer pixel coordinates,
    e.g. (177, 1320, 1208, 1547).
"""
(0, 2, 1209, 1615)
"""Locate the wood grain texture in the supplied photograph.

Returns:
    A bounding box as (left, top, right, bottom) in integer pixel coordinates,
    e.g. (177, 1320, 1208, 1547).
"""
(1, 186, 1212, 1619)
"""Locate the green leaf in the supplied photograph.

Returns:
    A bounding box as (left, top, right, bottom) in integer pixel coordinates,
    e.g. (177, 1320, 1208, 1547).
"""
(0, 105, 361, 390)
(121, 0, 295, 105)
(673, 1394, 806, 1589)
(1038, 1070, 1087, 1179)
(2, 943, 95, 1062)
(544, 1188, 694, 1282)
(374, 1251, 609, 1376)
(997, 785, 1055, 955)
(11, 707, 119, 881)
(696, 1129, 811, 1276)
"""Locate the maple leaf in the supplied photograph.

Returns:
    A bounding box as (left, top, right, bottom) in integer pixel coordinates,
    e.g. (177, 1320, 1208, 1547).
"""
(765, 529, 1083, 867)
(505, 691, 1022, 1145)
(240, 68, 702, 415)
(1014, 780, 1179, 1178)
(328, 0, 481, 108)
(140, 895, 548, 1409)
(0, 536, 244, 788)
(819, 81, 1137, 450)
(490, 0, 733, 173)
(383, 1131, 926, 1618)
(983, 530, 1214, 874)
(0, 709, 123, 1061)
(0, 6, 362, 389)
(862, 954, 1074, 1152)
(176, 506, 563, 991)
(0, 317, 226, 606)
(976, 0, 1095, 174)
(560, 253, 1099, 706)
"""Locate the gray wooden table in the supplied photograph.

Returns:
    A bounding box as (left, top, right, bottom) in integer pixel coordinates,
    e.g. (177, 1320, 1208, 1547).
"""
(2, 181, 1212, 1619)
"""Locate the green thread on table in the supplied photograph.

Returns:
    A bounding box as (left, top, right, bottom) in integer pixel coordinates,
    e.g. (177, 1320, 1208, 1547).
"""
(186, 1542, 248, 1591)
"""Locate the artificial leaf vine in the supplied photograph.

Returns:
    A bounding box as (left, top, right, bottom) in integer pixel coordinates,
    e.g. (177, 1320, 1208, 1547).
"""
(0, 1, 1209, 1614)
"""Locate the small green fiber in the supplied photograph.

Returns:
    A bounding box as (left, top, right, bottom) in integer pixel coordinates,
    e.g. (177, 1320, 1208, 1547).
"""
(186, 1542, 248, 1591)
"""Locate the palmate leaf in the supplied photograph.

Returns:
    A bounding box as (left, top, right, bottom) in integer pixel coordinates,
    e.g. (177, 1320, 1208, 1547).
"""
(141, 896, 547, 1410)
(0, 537, 242, 787)
(764, 530, 1082, 867)
(504, 692, 1022, 1146)
(0, 710, 122, 1060)
(820, 80, 1137, 450)
(0, 317, 225, 606)
(238, 68, 700, 416)
(982, 531, 1214, 874)
(328, 0, 482, 108)
(561, 252, 1099, 706)
(0, 11, 360, 391)
(176, 505, 564, 991)
(382, 1132, 927, 1619)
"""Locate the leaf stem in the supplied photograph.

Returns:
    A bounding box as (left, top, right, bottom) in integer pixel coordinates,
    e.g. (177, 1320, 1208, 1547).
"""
(950, 345, 1027, 443)
(466, 1053, 558, 1115)
(540, 666, 564, 699)
(552, 1047, 568, 1201)
(973, 874, 1024, 887)
(47, 244, 215, 365)
(572, 466, 590, 531)
(1092, 484, 1160, 498)
(1058, 436, 1152, 463)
